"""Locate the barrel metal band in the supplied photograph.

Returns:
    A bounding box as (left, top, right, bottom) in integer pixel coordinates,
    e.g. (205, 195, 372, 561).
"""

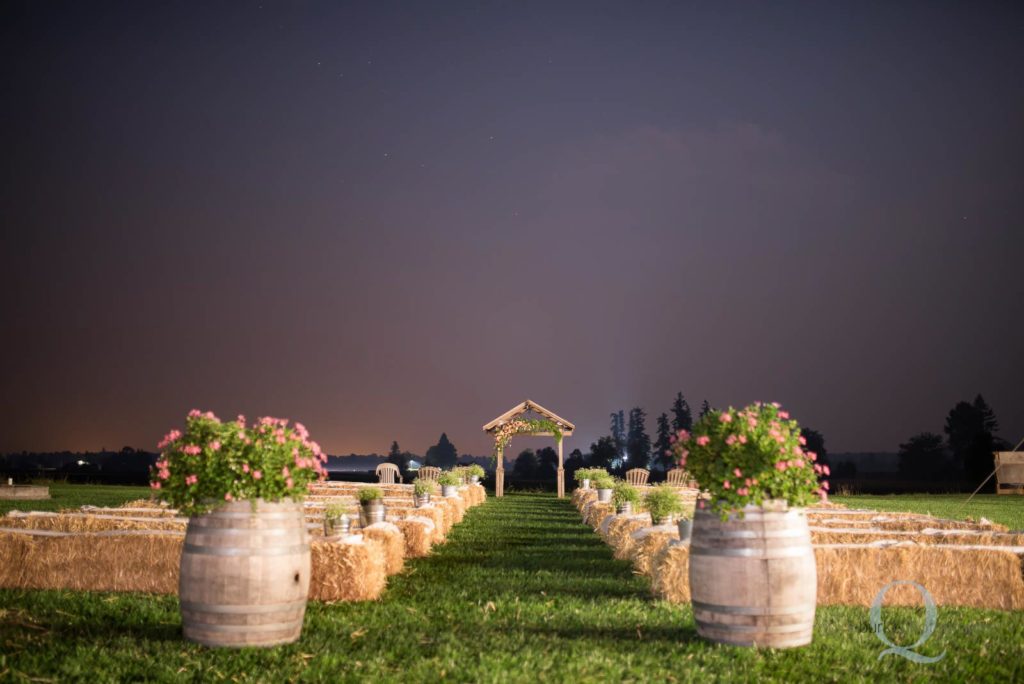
(180, 599, 307, 615)
(183, 543, 310, 557)
(184, 621, 300, 634)
(689, 545, 811, 558)
(699, 529, 807, 540)
(696, 619, 813, 635)
(186, 527, 298, 537)
(692, 599, 815, 617)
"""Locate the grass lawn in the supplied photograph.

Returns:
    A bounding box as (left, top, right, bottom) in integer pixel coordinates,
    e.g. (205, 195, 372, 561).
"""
(1, 491, 1022, 682)
(832, 494, 1024, 530)
(0, 482, 150, 516)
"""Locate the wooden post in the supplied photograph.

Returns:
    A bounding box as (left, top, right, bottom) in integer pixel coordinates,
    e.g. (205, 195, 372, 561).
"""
(557, 439, 564, 498)
(496, 462, 504, 498)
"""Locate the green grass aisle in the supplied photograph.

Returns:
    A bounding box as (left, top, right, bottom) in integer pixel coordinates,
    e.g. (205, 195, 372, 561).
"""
(1, 492, 1022, 682)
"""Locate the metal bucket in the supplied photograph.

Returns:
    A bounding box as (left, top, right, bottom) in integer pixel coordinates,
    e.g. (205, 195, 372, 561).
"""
(359, 501, 386, 527)
(414, 493, 430, 507)
(470, 476, 480, 485)
(324, 515, 351, 537)
(677, 518, 692, 541)
(441, 485, 458, 498)
(616, 502, 632, 515)
(651, 515, 675, 526)
(581, 479, 591, 490)
(596, 488, 613, 503)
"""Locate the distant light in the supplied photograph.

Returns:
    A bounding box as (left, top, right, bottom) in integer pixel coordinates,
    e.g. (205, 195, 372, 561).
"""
(76, 460, 88, 466)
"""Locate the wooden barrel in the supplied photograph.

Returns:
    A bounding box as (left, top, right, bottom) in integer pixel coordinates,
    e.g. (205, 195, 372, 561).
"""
(179, 499, 310, 648)
(689, 502, 816, 648)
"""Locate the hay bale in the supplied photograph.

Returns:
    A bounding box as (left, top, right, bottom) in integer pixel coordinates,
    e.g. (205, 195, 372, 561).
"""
(650, 541, 691, 603)
(632, 527, 679, 576)
(583, 502, 613, 528)
(2, 511, 186, 533)
(815, 544, 1024, 610)
(361, 522, 405, 575)
(79, 505, 178, 518)
(310, 535, 387, 602)
(611, 520, 666, 561)
(811, 527, 1024, 547)
(398, 506, 446, 543)
(393, 517, 434, 557)
(0, 528, 182, 594)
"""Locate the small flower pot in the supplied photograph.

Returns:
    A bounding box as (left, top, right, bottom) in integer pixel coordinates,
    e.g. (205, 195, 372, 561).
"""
(651, 515, 674, 526)
(359, 501, 386, 527)
(441, 484, 458, 498)
(324, 515, 351, 537)
(581, 479, 591, 490)
(596, 488, 613, 503)
(677, 518, 692, 541)
(616, 502, 632, 515)
(470, 475, 480, 485)
(414, 493, 431, 507)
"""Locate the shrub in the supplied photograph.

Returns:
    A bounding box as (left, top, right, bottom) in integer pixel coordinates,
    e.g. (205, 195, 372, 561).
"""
(673, 402, 828, 517)
(150, 410, 328, 516)
(324, 503, 348, 522)
(612, 481, 641, 507)
(591, 472, 615, 490)
(465, 464, 485, 479)
(413, 478, 437, 496)
(645, 484, 684, 522)
(358, 487, 384, 504)
(574, 468, 606, 483)
(438, 471, 462, 487)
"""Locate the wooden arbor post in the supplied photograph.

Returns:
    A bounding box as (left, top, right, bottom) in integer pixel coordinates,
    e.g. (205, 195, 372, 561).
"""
(483, 399, 575, 498)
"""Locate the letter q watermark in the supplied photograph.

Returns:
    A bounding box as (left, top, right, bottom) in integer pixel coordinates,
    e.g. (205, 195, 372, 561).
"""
(869, 580, 946, 664)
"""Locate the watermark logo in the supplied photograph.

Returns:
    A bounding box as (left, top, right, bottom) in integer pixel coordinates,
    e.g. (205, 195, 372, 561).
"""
(869, 580, 946, 664)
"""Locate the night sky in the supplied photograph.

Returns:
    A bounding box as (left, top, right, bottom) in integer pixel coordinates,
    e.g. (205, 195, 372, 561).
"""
(3, 2, 1022, 457)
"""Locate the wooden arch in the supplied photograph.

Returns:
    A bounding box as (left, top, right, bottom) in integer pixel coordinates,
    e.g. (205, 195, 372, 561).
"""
(483, 399, 575, 498)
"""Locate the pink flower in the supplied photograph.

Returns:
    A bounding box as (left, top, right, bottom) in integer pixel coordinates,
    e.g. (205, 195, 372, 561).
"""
(182, 445, 201, 456)
(751, 478, 758, 485)
(185, 474, 198, 486)
(798, 435, 807, 446)
(282, 466, 290, 478)
(738, 435, 747, 444)
(697, 500, 705, 509)
(677, 430, 690, 441)
(242, 463, 250, 474)
(157, 429, 182, 450)
(737, 487, 749, 496)
(696, 436, 710, 447)
(188, 409, 202, 418)
(719, 413, 733, 423)
(778, 410, 790, 420)
(237, 414, 247, 427)
(158, 469, 170, 480)
(822, 465, 830, 476)
(771, 402, 781, 408)
(745, 478, 752, 486)
(224, 492, 233, 501)
(150, 481, 161, 490)
(209, 440, 221, 452)
(252, 470, 262, 480)
(821, 481, 829, 491)
(275, 435, 286, 445)
(286, 477, 294, 489)
(733, 468, 742, 478)
(722, 480, 731, 489)
(725, 435, 737, 446)
(775, 461, 787, 471)
(807, 451, 817, 462)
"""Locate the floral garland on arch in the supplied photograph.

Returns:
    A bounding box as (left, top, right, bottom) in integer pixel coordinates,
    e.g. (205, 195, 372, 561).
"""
(492, 418, 563, 466)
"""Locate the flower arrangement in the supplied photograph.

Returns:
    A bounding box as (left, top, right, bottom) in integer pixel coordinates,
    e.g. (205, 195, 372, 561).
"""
(150, 410, 327, 517)
(437, 471, 462, 487)
(612, 481, 641, 508)
(324, 503, 348, 524)
(464, 464, 485, 479)
(644, 484, 685, 523)
(413, 478, 438, 496)
(492, 418, 563, 464)
(358, 487, 384, 504)
(672, 402, 828, 517)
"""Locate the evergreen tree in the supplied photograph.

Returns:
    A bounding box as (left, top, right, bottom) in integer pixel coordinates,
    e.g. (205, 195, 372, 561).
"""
(588, 436, 618, 470)
(512, 448, 539, 480)
(386, 440, 409, 474)
(671, 392, 693, 433)
(898, 433, 947, 479)
(564, 448, 586, 481)
(653, 412, 673, 472)
(535, 446, 558, 479)
(626, 407, 651, 469)
(799, 428, 829, 472)
(945, 394, 1001, 489)
(610, 410, 626, 457)
(425, 433, 458, 469)
(699, 400, 711, 419)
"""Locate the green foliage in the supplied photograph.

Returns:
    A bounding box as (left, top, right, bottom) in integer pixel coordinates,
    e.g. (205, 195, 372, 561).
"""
(2, 492, 1017, 682)
(644, 484, 685, 521)
(425, 433, 459, 469)
(437, 471, 461, 487)
(412, 478, 437, 496)
(324, 503, 348, 522)
(591, 472, 615, 490)
(677, 402, 825, 517)
(151, 411, 327, 516)
(464, 464, 485, 478)
(357, 487, 383, 503)
(612, 481, 641, 507)
(626, 407, 651, 469)
(574, 467, 607, 483)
